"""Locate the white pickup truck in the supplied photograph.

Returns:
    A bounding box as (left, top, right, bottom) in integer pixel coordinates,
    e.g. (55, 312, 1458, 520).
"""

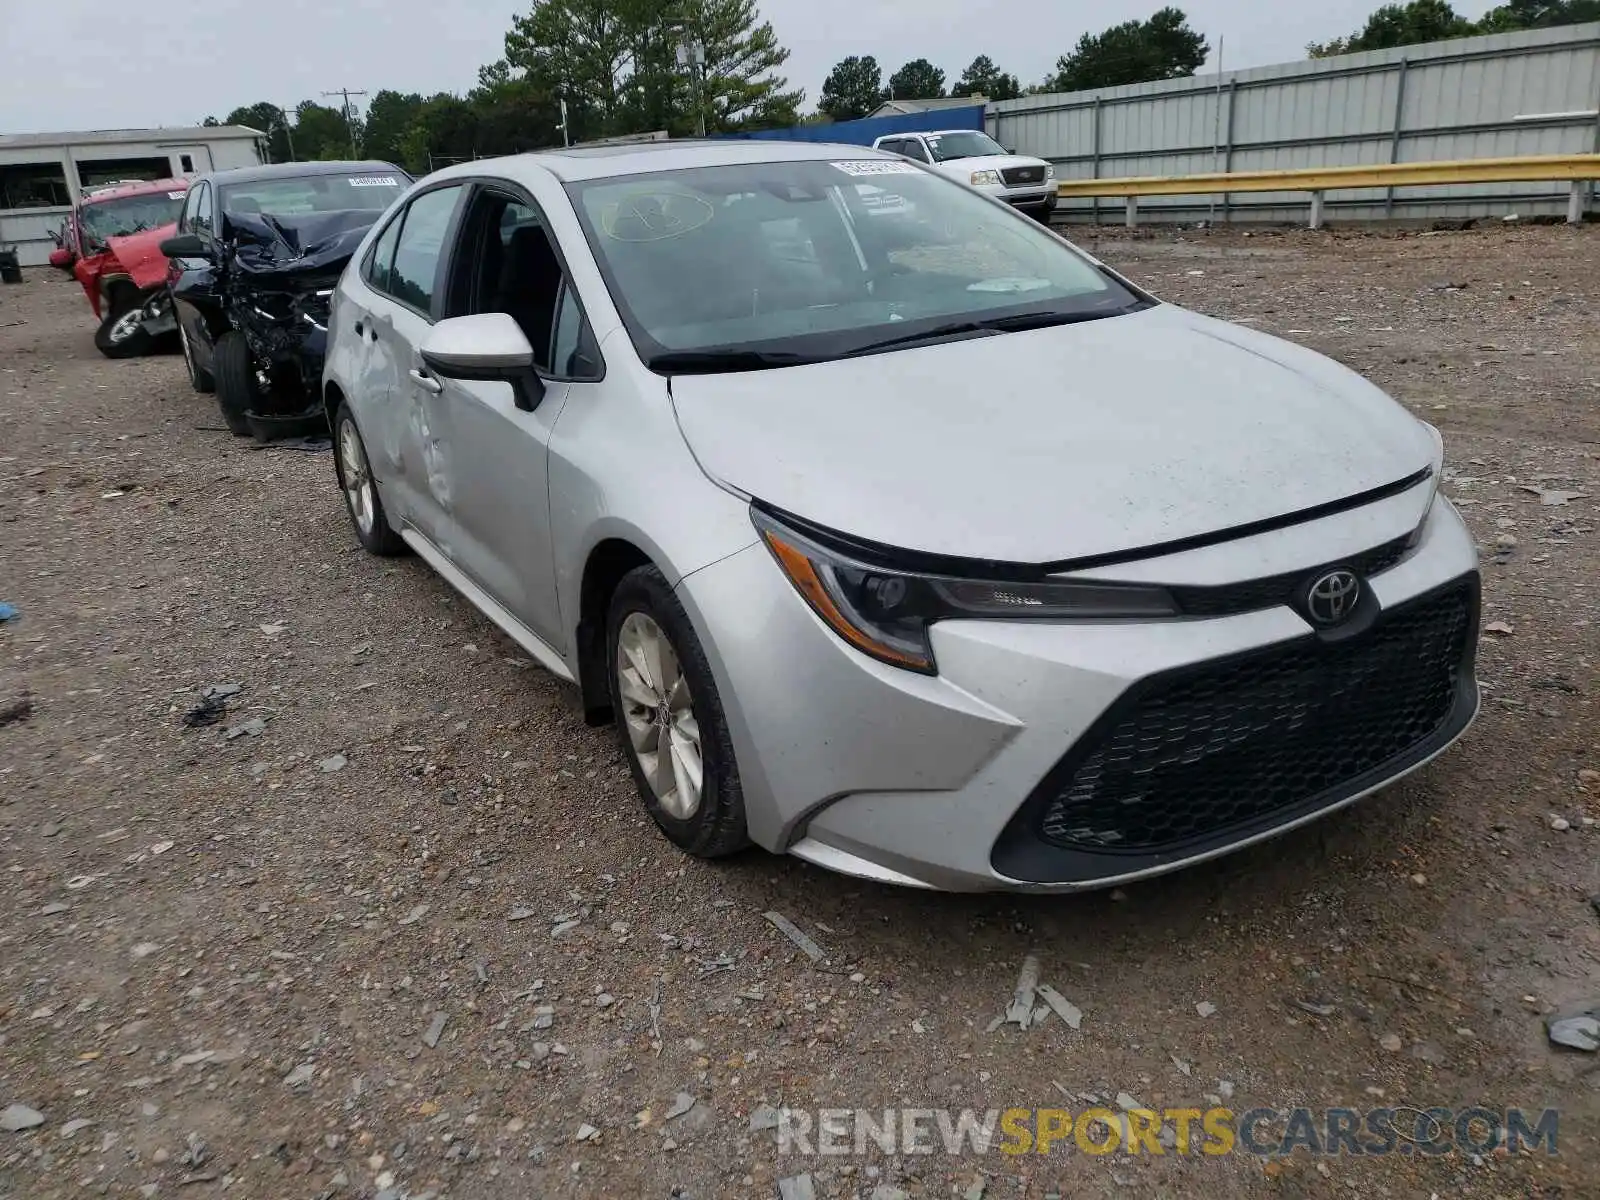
(870, 129, 1056, 220)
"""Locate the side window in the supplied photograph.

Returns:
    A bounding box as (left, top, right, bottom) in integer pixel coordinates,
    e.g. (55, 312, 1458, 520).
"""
(451, 190, 599, 378)
(179, 153, 196, 174)
(192, 183, 214, 235)
(364, 216, 402, 296)
(550, 280, 601, 380)
(178, 185, 203, 233)
(900, 138, 930, 163)
(387, 185, 463, 315)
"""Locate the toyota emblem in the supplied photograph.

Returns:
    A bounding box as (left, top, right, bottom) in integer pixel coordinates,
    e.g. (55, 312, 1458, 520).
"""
(1305, 569, 1362, 626)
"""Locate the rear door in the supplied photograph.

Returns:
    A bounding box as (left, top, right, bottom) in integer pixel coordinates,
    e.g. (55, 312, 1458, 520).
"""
(354, 183, 467, 544)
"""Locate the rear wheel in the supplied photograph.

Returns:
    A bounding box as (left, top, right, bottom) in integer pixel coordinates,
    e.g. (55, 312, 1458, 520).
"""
(334, 404, 406, 556)
(94, 288, 153, 359)
(607, 566, 749, 859)
(178, 322, 215, 393)
(212, 331, 256, 437)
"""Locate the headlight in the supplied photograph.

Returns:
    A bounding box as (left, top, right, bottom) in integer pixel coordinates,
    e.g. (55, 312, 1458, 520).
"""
(1044, 164, 1056, 180)
(754, 509, 1177, 674)
(1408, 420, 1446, 548)
(970, 169, 1004, 187)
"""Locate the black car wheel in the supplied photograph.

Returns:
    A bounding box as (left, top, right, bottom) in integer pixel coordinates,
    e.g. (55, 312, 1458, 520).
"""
(606, 565, 750, 859)
(212, 331, 257, 437)
(93, 288, 153, 360)
(178, 323, 215, 393)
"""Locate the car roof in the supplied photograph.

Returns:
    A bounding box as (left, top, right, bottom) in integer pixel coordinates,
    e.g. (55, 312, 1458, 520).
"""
(80, 177, 190, 205)
(425, 139, 905, 184)
(198, 161, 405, 188)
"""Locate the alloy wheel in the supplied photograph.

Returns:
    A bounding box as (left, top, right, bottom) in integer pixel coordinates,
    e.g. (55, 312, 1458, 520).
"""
(616, 611, 703, 819)
(107, 308, 143, 344)
(339, 420, 375, 535)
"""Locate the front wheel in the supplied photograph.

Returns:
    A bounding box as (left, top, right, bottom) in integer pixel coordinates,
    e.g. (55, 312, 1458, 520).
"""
(94, 290, 153, 359)
(607, 566, 749, 859)
(211, 331, 256, 437)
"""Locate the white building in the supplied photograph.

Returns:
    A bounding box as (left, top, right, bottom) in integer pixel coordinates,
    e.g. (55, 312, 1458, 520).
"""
(0, 125, 264, 266)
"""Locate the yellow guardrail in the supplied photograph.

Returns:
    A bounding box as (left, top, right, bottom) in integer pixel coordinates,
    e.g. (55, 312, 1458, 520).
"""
(1054, 154, 1600, 227)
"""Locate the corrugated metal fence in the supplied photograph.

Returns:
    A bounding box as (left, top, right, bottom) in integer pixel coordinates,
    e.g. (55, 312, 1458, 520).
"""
(990, 22, 1600, 224)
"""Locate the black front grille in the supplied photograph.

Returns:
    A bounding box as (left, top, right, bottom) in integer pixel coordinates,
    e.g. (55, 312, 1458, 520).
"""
(1001, 166, 1045, 186)
(1171, 535, 1413, 618)
(1034, 582, 1475, 854)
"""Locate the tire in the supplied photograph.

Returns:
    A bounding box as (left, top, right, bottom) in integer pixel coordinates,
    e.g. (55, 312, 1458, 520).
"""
(333, 404, 407, 556)
(211, 331, 256, 437)
(178, 323, 215, 393)
(94, 288, 153, 359)
(607, 565, 749, 858)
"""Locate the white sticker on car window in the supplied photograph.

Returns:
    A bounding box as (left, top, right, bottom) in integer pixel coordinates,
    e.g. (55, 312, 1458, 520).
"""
(831, 160, 920, 177)
(349, 176, 398, 187)
(168, 191, 186, 199)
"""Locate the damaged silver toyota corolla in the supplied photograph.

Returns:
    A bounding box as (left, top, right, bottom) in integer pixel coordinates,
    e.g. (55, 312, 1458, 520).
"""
(322, 141, 1481, 893)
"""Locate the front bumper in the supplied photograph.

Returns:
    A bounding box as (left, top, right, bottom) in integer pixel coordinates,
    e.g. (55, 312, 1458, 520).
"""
(676, 491, 1480, 892)
(976, 183, 1058, 210)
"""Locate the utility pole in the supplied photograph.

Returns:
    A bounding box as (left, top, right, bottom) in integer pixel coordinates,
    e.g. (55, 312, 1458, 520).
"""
(676, 38, 707, 137)
(557, 95, 571, 147)
(322, 87, 368, 157)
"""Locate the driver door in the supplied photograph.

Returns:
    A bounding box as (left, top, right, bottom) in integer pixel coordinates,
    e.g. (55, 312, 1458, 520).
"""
(422, 184, 604, 652)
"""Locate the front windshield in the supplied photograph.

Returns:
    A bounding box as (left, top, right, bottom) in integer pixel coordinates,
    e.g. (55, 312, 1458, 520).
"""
(566, 157, 1146, 369)
(925, 132, 1007, 161)
(78, 189, 185, 246)
(220, 172, 405, 220)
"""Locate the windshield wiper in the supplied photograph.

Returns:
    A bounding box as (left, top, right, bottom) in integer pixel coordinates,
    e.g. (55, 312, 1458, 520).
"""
(842, 305, 1138, 357)
(646, 348, 817, 374)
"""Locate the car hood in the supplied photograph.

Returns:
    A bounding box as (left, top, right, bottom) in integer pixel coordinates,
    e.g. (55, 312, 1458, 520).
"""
(669, 305, 1435, 565)
(104, 224, 179, 290)
(937, 153, 1047, 173)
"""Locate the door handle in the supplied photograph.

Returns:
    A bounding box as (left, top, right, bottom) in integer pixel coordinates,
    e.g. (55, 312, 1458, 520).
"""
(352, 319, 364, 336)
(409, 368, 443, 395)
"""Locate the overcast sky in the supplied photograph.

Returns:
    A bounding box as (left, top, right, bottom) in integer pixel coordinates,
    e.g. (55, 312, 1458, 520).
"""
(4, 0, 1503, 134)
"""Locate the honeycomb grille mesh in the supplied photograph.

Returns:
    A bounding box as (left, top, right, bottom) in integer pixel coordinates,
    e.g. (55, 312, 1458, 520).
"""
(1038, 584, 1473, 852)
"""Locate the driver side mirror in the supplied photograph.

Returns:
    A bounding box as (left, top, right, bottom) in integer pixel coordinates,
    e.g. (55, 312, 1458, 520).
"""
(420, 313, 545, 412)
(160, 233, 209, 259)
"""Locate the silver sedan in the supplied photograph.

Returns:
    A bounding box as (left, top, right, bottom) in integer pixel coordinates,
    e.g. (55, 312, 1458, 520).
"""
(321, 140, 1480, 892)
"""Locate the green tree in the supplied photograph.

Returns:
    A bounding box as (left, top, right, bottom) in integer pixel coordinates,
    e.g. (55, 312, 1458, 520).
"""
(223, 103, 294, 162)
(818, 55, 886, 121)
(363, 90, 425, 166)
(887, 58, 947, 101)
(1053, 7, 1209, 91)
(503, 0, 798, 139)
(293, 101, 358, 159)
(682, 0, 803, 131)
(952, 55, 1021, 100)
(1468, 0, 1600, 30)
(1307, 0, 1475, 56)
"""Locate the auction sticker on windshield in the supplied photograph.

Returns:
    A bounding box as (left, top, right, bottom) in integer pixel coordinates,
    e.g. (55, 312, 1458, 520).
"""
(167, 192, 186, 200)
(831, 160, 920, 177)
(349, 176, 398, 187)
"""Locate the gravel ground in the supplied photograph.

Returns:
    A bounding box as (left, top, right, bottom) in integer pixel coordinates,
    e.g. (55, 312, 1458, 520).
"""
(2, 225, 1598, 1200)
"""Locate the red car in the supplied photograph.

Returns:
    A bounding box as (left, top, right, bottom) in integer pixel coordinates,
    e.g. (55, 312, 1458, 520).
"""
(69, 177, 190, 358)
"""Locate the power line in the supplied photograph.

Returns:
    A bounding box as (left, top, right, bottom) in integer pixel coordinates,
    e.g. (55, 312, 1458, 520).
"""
(322, 87, 368, 157)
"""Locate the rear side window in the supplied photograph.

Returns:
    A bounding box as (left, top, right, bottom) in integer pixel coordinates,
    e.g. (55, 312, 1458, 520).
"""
(386, 185, 463, 315)
(364, 217, 402, 295)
